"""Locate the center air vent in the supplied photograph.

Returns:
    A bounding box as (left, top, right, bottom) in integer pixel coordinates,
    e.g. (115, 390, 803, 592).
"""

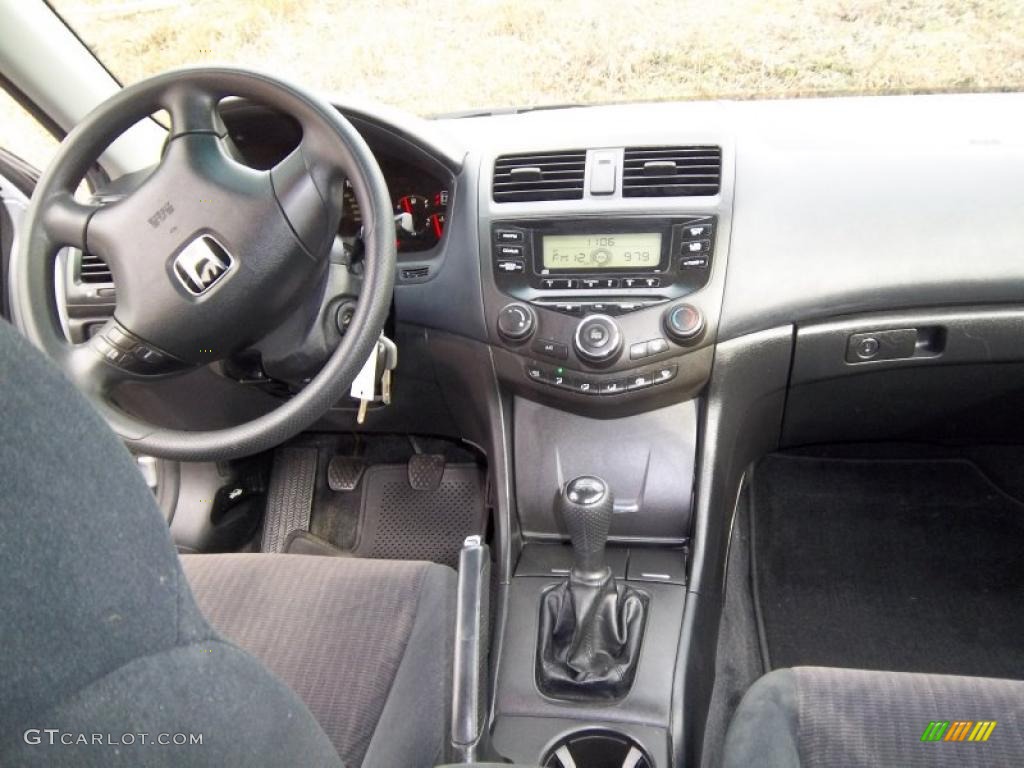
(493, 150, 586, 202)
(622, 146, 721, 198)
(79, 252, 112, 284)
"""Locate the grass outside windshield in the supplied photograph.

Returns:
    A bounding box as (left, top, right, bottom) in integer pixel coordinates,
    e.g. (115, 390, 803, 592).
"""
(52, 0, 1024, 115)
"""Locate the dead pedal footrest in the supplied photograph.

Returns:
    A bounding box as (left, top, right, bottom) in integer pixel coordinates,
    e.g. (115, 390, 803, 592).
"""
(260, 446, 318, 553)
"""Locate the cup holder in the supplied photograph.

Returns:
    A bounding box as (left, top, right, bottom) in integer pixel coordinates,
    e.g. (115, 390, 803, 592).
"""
(541, 728, 653, 768)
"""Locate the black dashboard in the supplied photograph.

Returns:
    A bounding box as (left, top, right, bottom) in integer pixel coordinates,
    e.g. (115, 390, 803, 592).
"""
(147, 94, 1024, 422)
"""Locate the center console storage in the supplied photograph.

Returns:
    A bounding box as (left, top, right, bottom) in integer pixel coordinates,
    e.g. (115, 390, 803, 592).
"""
(514, 398, 697, 541)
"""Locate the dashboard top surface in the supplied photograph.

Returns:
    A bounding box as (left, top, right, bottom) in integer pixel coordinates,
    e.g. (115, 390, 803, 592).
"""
(196, 92, 1024, 346)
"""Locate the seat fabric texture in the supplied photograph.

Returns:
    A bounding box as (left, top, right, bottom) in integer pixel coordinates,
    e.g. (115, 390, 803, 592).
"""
(722, 666, 1024, 768)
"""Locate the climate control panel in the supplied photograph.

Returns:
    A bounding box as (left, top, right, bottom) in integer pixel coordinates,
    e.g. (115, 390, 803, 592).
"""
(484, 213, 721, 412)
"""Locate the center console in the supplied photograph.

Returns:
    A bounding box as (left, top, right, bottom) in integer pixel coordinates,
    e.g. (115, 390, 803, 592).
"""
(474, 141, 734, 767)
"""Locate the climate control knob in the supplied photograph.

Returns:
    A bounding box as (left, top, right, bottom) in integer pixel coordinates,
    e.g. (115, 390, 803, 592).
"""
(664, 303, 705, 344)
(574, 314, 623, 365)
(497, 303, 536, 342)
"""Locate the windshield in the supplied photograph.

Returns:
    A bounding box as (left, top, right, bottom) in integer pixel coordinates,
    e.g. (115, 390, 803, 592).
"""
(47, 0, 1024, 116)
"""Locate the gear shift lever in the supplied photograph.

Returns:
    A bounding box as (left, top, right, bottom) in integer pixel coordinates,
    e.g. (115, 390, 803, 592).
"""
(561, 476, 613, 579)
(536, 475, 648, 701)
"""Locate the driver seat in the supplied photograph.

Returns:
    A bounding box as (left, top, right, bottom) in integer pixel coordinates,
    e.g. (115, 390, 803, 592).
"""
(0, 319, 455, 767)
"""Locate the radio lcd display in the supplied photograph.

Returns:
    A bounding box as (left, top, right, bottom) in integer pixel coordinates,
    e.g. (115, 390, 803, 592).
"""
(541, 233, 662, 271)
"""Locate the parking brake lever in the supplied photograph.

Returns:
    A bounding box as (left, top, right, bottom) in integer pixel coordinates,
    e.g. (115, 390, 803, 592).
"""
(451, 535, 491, 763)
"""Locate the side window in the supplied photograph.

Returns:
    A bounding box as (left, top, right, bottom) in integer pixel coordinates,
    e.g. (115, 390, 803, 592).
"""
(0, 86, 61, 173)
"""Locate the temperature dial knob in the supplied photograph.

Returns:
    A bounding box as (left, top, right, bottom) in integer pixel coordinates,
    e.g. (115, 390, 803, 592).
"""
(664, 303, 705, 344)
(497, 303, 536, 342)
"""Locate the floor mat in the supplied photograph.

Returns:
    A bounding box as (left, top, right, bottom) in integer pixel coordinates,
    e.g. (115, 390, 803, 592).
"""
(353, 464, 486, 569)
(751, 453, 1024, 679)
(303, 435, 486, 567)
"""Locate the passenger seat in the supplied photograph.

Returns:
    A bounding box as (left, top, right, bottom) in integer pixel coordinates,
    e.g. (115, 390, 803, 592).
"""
(722, 666, 1024, 767)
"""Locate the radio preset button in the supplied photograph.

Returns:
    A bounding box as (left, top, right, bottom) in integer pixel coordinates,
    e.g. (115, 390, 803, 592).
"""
(541, 278, 577, 290)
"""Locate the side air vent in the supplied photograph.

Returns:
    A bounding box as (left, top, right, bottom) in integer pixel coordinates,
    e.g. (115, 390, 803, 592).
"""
(79, 252, 112, 284)
(493, 150, 586, 202)
(622, 146, 722, 198)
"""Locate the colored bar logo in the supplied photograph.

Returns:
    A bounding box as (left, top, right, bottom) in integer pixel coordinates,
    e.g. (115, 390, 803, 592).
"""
(921, 721, 997, 742)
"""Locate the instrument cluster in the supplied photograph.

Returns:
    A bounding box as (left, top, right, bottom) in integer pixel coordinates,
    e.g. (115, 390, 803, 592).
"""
(339, 155, 449, 252)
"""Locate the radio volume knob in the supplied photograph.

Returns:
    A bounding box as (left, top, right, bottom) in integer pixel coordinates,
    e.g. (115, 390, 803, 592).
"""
(497, 303, 536, 342)
(664, 303, 705, 344)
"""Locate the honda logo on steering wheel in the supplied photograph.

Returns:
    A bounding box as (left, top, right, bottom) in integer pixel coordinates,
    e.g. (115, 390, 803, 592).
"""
(173, 236, 234, 295)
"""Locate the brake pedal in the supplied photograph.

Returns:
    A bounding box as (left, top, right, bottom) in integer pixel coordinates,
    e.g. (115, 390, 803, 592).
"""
(327, 455, 366, 492)
(408, 454, 446, 491)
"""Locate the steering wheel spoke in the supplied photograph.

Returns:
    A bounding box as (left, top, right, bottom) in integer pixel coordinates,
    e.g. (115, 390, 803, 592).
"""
(162, 83, 227, 138)
(41, 192, 103, 251)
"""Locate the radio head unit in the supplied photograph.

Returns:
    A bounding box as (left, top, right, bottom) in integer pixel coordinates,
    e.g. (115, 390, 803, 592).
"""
(491, 216, 714, 300)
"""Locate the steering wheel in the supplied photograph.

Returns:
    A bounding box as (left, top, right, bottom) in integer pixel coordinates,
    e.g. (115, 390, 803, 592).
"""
(11, 67, 395, 461)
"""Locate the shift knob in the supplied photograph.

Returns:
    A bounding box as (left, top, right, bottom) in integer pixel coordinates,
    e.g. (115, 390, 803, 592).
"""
(559, 476, 614, 577)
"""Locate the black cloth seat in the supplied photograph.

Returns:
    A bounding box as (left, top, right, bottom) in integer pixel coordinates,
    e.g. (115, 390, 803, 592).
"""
(722, 667, 1024, 768)
(0, 318, 454, 767)
(181, 553, 454, 767)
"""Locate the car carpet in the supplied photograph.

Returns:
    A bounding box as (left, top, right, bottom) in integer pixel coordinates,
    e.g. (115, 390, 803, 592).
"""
(750, 453, 1024, 680)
